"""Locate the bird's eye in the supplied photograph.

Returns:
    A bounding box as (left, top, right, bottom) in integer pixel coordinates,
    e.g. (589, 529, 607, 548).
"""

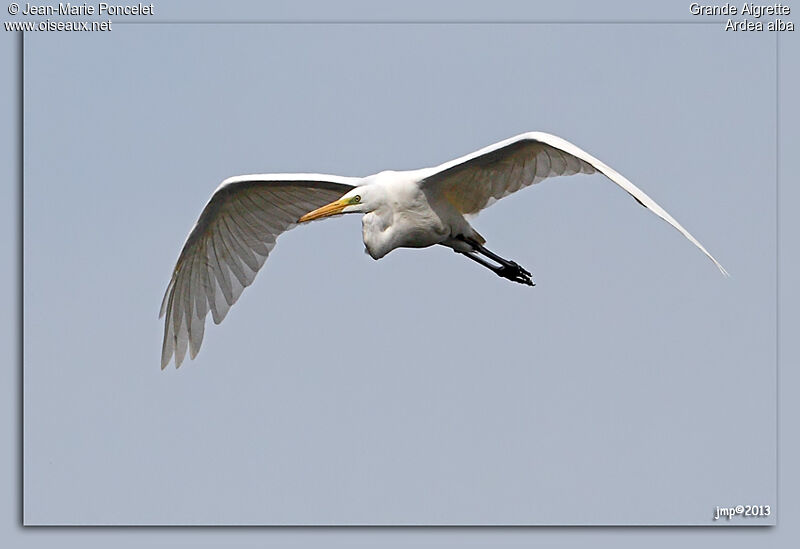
(352, 195, 361, 203)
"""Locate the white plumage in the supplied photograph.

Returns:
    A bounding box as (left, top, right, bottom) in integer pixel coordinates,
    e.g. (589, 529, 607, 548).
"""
(160, 132, 727, 368)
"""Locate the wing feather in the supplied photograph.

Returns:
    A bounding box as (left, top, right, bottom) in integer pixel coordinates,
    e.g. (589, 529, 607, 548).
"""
(160, 174, 357, 368)
(421, 132, 727, 276)
(422, 133, 595, 214)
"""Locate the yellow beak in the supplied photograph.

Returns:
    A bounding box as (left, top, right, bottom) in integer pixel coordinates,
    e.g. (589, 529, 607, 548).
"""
(298, 198, 350, 223)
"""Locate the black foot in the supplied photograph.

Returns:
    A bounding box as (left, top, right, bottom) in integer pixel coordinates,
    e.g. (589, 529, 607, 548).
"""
(496, 262, 535, 286)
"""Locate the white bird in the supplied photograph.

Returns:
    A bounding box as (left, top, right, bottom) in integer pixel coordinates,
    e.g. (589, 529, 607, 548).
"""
(160, 132, 727, 368)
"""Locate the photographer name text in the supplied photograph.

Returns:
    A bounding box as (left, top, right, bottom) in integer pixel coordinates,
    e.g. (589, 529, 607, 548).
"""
(19, 2, 153, 15)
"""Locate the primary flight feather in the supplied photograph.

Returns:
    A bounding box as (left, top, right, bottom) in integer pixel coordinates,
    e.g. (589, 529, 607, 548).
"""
(160, 132, 727, 368)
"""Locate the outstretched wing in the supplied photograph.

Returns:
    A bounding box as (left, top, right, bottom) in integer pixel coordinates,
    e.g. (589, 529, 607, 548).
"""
(421, 132, 728, 275)
(160, 174, 358, 369)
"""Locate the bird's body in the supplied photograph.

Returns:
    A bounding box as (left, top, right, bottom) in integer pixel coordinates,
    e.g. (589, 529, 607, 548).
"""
(355, 169, 478, 259)
(160, 132, 727, 368)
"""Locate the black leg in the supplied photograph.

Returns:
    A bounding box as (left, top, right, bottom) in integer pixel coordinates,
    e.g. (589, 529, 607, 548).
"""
(456, 242, 535, 287)
(473, 243, 532, 277)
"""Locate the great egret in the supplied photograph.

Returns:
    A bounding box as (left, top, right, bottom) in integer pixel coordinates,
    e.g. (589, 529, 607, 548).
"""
(160, 132, 727, 368)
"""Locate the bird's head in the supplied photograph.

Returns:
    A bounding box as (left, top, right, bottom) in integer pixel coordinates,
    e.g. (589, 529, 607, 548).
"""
(298, 186, 377, 223)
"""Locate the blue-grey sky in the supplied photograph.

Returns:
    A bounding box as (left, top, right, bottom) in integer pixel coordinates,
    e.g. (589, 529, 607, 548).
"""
(12, 0, 787, 535)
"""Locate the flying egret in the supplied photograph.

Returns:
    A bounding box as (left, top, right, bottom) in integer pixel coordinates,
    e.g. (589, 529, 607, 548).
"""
(160, 132, 727, 368)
